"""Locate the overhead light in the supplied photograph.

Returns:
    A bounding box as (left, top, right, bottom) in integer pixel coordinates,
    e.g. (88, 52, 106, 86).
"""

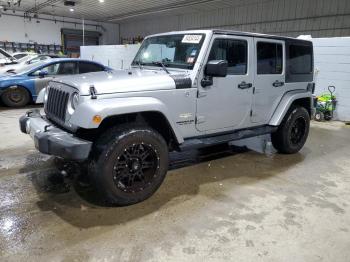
(69, 8, 74, 12)
(99, 0, 105, 2)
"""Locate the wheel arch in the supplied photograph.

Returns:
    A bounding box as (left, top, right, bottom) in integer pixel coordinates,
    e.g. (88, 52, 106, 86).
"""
(71, 97, 184, 145)
(99, 111, 181, 149)
(0, 84, 33, 104)
(269, 91, 313, 126)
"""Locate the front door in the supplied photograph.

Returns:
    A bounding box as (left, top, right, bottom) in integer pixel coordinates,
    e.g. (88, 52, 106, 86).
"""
(31, 62, 78, 95)
(251, 38, 286, 124)
(196, 35, 254, 132)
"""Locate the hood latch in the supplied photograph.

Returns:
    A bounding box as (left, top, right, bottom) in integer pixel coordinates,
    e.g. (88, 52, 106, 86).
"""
(89, 85, 97, 99)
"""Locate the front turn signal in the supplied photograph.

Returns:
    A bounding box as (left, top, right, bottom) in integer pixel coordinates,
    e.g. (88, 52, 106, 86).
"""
(92, 115, 102, 124)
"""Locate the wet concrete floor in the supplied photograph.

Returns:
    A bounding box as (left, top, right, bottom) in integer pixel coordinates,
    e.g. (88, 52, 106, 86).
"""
(0, 107, 350, 261)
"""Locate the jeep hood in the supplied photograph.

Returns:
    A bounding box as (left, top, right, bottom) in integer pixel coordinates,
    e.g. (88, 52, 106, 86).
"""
(53, 69, 189, 95)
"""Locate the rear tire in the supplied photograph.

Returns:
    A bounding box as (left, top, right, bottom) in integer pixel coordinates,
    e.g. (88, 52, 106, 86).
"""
(271, 106, 310, 154)
(1, 86, 30, 107)
(90, 124, 169, 206)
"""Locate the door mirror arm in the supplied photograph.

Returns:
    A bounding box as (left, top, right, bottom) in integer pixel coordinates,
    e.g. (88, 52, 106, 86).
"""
(201, 76, 213, 88)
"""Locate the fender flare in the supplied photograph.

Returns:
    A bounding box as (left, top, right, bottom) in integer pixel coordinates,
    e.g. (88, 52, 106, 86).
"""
(36, 87, 46, 104)
(269, 90, 313, 126)
(70, 96, 184, 143)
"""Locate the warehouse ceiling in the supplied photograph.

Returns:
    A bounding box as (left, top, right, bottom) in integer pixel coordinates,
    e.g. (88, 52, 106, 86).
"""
(0, 0, 266, 23)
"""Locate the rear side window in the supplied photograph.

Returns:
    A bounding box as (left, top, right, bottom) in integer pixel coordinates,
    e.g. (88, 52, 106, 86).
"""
(289, 45, 312, 74)
(208, 39, 248, 75)
(286, 41, 313, 82)
(57, 62, 78, 75)
(79, 62, 105, 74)
(257, 42, 283, 74)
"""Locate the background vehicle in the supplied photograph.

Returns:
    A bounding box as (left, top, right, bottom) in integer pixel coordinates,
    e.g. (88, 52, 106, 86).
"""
(12, 52, 37, 62)
(0, 54, 64, 75)
(1, 58, 110, 107)
(0, 48, 16, 65)
(20, 30, 314, 206)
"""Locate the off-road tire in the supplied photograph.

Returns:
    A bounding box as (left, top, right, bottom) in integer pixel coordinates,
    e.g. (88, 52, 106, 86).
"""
(271, 106, 310, 154)
(1, 86, 30, 107)
(90, 124, 169, 206)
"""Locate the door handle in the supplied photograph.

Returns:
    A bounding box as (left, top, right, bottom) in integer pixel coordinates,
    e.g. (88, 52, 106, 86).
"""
(238, 81, 252, 89)
(273, 80, 284, 87)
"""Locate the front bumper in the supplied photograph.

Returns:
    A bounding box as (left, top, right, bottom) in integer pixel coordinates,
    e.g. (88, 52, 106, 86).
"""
(19, 110, 92, 161)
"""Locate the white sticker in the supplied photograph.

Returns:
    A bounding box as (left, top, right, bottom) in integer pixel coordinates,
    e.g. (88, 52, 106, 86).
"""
(182, 35, 203, 44)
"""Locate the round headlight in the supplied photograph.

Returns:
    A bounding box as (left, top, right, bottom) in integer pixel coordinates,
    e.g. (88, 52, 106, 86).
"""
(71, 92, 79, 110)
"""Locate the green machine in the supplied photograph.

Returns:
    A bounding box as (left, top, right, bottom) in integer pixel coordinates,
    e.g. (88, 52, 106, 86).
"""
(314, 86, 337, 121)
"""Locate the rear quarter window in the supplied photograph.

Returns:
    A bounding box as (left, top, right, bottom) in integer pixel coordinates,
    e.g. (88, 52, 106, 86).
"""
(286, 41, 313, 82)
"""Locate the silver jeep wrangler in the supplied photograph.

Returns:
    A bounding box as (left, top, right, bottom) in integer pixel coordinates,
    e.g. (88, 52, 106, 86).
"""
(20, 30, 314, 205)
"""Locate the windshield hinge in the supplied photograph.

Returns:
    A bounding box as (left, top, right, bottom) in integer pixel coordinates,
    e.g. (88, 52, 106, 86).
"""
(90, 85, 97, 99)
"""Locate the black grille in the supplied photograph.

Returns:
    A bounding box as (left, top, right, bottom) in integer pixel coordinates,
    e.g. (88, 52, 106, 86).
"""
(46, 87, 70, 122)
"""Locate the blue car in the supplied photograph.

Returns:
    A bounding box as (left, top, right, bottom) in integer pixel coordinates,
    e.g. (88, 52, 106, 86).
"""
(0, 58, 110, 107)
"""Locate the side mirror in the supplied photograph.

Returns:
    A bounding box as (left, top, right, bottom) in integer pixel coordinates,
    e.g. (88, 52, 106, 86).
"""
(38, 70, 48, 78)
(205, 60, 228, 77)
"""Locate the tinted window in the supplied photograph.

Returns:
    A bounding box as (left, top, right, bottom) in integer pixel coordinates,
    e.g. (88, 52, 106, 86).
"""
(209, 39, 247, 75)
(257, 42, 283, 74)
(79, 62, 105, 74)
(57, 62, 78, 75)
(288, 44, 312, 74)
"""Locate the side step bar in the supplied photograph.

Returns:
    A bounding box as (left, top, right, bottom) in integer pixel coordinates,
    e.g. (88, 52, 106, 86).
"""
(179, 125, 277, 151)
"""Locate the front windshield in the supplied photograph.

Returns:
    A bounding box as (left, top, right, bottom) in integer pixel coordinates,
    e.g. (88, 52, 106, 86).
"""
(132, 34, 205, 70)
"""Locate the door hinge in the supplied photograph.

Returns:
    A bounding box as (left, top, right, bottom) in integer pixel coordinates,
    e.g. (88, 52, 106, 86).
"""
(197, 90, 207, 98)
(250, 110, 253, 117)
(196, 116, 206, 124)
(252, 87, 255, 94)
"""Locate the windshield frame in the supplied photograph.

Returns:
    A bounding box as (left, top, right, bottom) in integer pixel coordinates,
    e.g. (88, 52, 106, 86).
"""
(132, 33, 206, 70)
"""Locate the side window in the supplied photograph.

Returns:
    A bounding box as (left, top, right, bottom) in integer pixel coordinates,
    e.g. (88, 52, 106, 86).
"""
(31, 63, 60, 76)
(57, 62, 78, 75)
(288, 44, 312, 74)
(79, 62, 105, 74)
(257, 42, 283, 74)
(208, 39, 248, 75)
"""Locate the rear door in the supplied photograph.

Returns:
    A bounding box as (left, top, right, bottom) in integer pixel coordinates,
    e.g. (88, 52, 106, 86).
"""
(196, 35, 254, 132)
(251, 39, 285, 124)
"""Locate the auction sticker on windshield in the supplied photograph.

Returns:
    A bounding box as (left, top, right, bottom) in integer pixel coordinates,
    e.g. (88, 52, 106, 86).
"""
(182, 35, 203, 44)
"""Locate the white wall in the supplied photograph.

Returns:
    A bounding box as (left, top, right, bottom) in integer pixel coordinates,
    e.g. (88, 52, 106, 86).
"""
(80, 44, 140, 70)
(313, 37, 350, 121)
(0, 12, 119, 45)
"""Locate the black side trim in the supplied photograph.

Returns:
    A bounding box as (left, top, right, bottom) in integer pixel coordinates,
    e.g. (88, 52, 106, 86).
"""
(170, 74, 192, 89)
(180, 125, 277, 151)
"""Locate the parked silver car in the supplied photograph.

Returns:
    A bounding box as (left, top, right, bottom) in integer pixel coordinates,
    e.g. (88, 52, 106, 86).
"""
(20, 30, 314, 205)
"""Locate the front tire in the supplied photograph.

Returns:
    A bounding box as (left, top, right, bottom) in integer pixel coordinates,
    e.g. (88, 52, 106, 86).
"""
(90, 124, 169, 206)
(1, 86, 30, 107)
(271, 106, 310, 154)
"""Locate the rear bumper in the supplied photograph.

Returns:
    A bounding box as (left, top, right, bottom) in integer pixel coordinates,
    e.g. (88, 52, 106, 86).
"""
(19, 110, 92, 161)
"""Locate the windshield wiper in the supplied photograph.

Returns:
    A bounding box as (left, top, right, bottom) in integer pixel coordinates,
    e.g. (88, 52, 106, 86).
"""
(152, 61, 170, 74)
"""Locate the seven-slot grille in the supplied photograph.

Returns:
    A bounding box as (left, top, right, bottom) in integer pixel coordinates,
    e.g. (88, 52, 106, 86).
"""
(45, 87, 70, 122)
